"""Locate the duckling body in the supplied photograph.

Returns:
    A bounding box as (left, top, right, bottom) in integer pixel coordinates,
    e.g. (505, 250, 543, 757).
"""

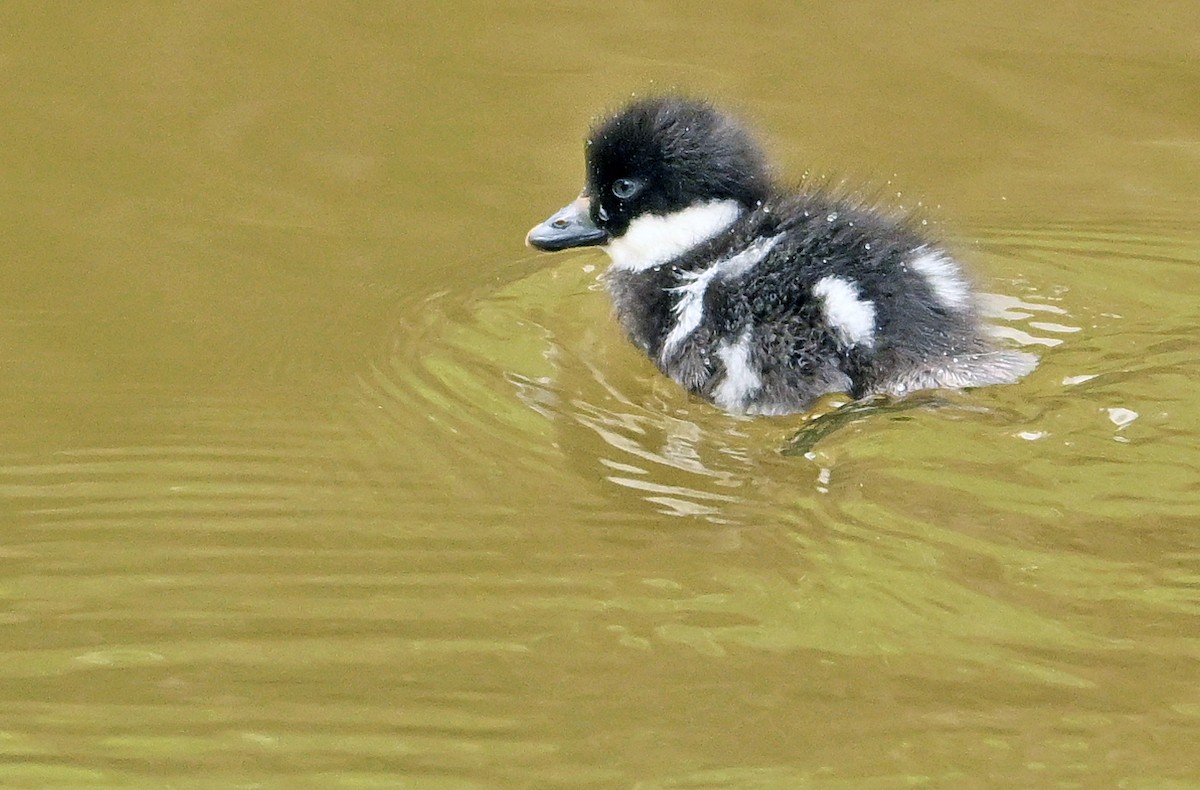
(527, 96, 1035, 415)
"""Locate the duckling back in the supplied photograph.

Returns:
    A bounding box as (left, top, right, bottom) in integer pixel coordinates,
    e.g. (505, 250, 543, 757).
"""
(603, 194, 1036, 414)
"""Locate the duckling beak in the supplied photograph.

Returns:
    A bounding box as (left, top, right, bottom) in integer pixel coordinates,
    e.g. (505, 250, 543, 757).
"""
(526, 196, 608, 251)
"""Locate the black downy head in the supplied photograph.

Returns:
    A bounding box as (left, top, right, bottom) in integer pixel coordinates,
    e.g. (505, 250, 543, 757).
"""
(527, 96, 772, 251)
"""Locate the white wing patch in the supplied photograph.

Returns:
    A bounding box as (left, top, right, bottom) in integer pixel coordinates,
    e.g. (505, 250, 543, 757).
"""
(661, 266, 721, 359)
(660, 235, 782, 361)
(814, 276, 876, 348)
(910, 249, 971, 312)
(605, 200, 743, 272)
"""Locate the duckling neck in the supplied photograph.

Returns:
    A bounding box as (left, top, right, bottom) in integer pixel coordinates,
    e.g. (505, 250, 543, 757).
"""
(603, 199, 744, 272)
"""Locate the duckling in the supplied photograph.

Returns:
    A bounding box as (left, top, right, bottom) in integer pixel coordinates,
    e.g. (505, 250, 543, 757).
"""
(526, 96, 1036, 415)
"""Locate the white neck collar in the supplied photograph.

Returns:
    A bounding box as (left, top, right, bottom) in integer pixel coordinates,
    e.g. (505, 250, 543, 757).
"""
(604, 200, 744, 271)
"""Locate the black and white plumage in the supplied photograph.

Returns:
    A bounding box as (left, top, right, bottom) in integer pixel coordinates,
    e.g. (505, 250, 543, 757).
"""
(527, 96, 1036, 415)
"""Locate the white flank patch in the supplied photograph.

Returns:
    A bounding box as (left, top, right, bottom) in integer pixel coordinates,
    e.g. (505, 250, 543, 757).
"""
(605, 199, 743, 272)
(713, 328, 762, 410)
(814, 276, 876, 348)
(910, 249, 971, 311)
(659, 235, 781, 361)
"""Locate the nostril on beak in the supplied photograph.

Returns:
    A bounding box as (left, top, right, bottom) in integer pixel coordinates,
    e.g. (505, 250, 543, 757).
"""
(552, 218, 569, 229)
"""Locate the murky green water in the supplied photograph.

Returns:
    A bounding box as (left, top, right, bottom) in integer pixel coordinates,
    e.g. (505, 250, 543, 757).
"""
(2, 3, 1198, 787)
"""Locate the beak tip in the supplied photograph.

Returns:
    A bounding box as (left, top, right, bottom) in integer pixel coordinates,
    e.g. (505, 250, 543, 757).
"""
(526, 196, 606, 253)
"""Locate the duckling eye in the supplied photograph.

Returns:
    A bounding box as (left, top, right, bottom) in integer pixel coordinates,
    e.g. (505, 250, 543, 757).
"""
(611, 178, 642, 200)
